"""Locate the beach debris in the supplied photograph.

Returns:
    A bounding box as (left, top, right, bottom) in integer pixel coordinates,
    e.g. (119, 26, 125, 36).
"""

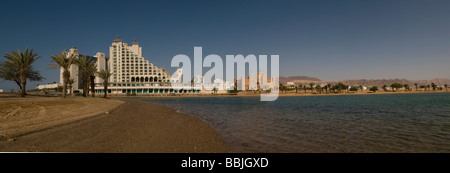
(105, 111, 109, 115)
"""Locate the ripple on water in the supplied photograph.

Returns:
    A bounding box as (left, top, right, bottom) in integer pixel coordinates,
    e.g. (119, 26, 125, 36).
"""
(133, 93, 450, 152)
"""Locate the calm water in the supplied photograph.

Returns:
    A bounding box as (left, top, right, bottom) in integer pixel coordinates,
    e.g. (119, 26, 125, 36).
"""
(124, 93, 450, 152)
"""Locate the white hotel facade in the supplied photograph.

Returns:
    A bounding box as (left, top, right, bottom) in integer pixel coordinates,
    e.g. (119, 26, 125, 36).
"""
(63, 36, 202, 95)
(54, 36, 277, 95)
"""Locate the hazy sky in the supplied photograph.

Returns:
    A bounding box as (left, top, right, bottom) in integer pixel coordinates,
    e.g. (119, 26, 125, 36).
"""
(1, 0, 450, 91)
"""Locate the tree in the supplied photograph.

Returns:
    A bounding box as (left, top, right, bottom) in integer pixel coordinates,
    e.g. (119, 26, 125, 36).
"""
(431, 83, 437, 91)
(323, 84, 328, 93)
(390, 83, 403, 91)
(86, 61, 97, 97)
(403, 84, 410, 92)
(297, 84, 302, 94)
(49, 50, 76, 98)
(309, 83, 314, 93)
(212, 87, 218, 94)
(75, 55, 96, 97)
(327, 83, 332, 93)
(279, 83, 285, 93)
(4, 48, 40, 97)
(0, 62, 43, 94)
(419, 85, 427, 91)
(67, 78, 75, 96)
(315, 85, 323, 94)
(349, 86, 358, 92)
(382, 85, 388, 92)
(96, 69, 112, 98)
(414, 83, 418, 91)
(369, 86, 379, 93)
(445, 84, 448, 91)
(335, 83, 347, 93)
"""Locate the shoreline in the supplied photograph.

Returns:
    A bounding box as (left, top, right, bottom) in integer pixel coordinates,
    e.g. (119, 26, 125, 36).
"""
(0, 96, 228, 152)
(107, 90, 450, 98)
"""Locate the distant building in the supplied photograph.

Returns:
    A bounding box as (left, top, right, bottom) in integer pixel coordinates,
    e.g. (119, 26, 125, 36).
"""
(249, 73, 257, 90)
(0, 89, 3, 93)
(287, 82, 294, 85)
(237, 76, 245, 90)
(37, 83, 59, 90)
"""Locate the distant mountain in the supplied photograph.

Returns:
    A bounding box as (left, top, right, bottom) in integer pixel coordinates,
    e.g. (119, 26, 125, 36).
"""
(279, 76, 321, 84)
(333, 78, 450, 87)
(333, 79, 412, 87)
(280, 76, 450, 87)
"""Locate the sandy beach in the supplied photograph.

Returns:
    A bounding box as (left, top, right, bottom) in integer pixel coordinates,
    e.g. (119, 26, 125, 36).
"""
(0, 95, 228, 152)
(0, 95, 124, 138)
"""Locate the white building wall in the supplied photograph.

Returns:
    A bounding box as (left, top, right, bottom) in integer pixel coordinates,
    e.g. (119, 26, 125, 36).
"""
(95, 52, 106, 84)
(249, 73, 257, 90)
(237, 76, 245, 90)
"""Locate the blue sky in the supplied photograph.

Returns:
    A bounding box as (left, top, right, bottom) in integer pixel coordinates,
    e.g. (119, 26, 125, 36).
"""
(1, 0, 450, 91)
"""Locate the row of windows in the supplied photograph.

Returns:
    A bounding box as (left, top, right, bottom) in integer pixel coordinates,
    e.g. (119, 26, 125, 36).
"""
(120, 67, 159, 71)
(117, 80, 169, 83)
(113, 57, 141, 61)
(116, 76, 166, 79)
(121, 67, 151, 69)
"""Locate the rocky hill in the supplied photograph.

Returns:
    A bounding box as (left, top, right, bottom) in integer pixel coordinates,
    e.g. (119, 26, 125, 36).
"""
(281, 76, 450, 87)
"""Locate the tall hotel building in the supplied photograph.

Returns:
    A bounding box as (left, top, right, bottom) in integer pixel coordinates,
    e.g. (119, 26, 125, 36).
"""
(63, 36, 201, 95)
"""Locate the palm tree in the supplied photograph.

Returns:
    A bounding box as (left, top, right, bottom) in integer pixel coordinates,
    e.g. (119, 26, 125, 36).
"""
(445, 84, 448, 91)
(414, 83, 418, 91)
(431, 83, 437, 91)
(309, 83, 314, 93)
(49, 50, 76, 98)
(96, 69, 112, 98)
(0, 62, 43, 94)
(4, 48, 40, 97)
(86, 61, 97, 97)
(67, 78, 75, 96)
(315, 85, 323, 94)
(75, 55, 95, 97)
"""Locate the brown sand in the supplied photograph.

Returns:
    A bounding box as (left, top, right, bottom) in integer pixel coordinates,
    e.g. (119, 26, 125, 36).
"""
(0, 98, 228, 153)
(0, 96, 124, 138)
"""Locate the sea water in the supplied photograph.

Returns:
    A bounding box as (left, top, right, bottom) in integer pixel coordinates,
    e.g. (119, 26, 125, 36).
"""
(128, 93, 450, 152)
